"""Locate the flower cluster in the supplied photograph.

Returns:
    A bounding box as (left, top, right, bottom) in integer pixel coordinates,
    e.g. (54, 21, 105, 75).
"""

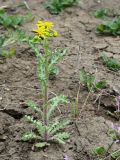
(33, 21, 58, 40)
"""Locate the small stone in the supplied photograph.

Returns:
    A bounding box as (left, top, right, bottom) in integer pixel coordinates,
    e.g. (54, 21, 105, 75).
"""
(5, 87, 10, 91)
(0, 135, 7, 141)
(93, 43, 108, 50)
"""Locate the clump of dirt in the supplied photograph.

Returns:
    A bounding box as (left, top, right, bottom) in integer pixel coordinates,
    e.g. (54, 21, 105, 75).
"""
(0, 0, 120, 160)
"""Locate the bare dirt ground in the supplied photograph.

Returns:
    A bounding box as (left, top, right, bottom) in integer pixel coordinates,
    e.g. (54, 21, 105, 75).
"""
(0, 0, 120, 160)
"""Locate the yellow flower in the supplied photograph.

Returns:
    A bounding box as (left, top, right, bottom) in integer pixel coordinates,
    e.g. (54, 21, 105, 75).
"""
(33, 26, 46, 38)
(53, 31, 58, 37)
(37, 21, 54, 30)
(33, 21, 58, 39)
(44, 21, 54, 29)
(37, 21, 43, 27)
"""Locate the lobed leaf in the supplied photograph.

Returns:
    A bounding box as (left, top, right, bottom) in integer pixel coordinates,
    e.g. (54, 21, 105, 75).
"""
(111, 150, 120, 159)
(25, 115, 45, 137)
(48, 48, 67, 75)
(26, 100, 43, 117)
(34, 142, 50, 148)
(22, 132, 39, 141)
(47, 95, 69, 120)
(48, 119, 70, 135)
(51, 132, 70, 144)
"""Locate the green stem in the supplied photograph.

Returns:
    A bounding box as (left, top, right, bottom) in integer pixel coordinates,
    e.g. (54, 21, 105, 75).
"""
(43, 39, 49, 142)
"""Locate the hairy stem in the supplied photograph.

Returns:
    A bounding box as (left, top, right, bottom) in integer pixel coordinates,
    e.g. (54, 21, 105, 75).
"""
(43, 39, 49, 142)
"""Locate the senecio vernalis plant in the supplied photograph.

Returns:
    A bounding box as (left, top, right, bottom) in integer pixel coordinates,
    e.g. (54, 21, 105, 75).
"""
(22, 21, 70, 148)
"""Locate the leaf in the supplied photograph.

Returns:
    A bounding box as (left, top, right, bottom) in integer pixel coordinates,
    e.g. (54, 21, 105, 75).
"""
(93, 146, 106, 155)
(111, 150, 120, 159)
(96, 16, 120, 35)
(48, 119, 70, 135)
(101, 53, 120, 71)
(48, 48, 67, 75)
(87, 74, 95, 91)
(96, 24, 107, 33)
(0, 9, 32, 28)
(25, 115, 45, 137)
(10, 15, 24, 26)
(26, 100, 43, 117)
(0, 48, 15, 58)
(80, 68, 87, 83)
(22, 132, 39, 141)
(45, 0, 79, 14)
(37, 56, 46, 84)
(51, 132, 70, 144)
(108, 130, 118, 141)
(47, 95, 69, 120)
(34, 142, 50, 148)
(80, 68, 95, 91)
(94, 8, 108, 18)
(95, 80, 107, 90)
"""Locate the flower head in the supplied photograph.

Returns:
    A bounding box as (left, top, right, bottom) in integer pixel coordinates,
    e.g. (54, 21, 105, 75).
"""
(37, 21, 53, 29)
(33, 21, 58, 40)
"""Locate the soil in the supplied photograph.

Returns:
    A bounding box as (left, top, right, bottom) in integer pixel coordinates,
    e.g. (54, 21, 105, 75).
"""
(0, 0, 120, 160)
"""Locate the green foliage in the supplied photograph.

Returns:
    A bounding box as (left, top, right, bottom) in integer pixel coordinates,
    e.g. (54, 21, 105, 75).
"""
(0, 34, 16, 58)
(48, 119, 70, 135)
(22, 79, 70, 148)
(111, 150, 120, 159)
(0, 29, 32, 58)
(0, 47, 15, 58)
(108, 129, 120, 142)
(34, 142, 50, 148)
(94, 8, 108, 18)
(96, 16, 120, 35)
(22, 33, 70, 148)
(80, 68, 106, 92)
(93, 124, 120, 159)
(94, 8, 120, 19)
(48, 48, 67, 75)
(0, 9, 23, 28)
(48, 95, 69, 120)
(37, 48, 67, 87)
(22, 114, 70, 148)
(93, 146, 120, 160)
(26, 100, 43, 117)
(95, 81, 107, 90)
(45, 0, 79, 14)
(101, 53, 120, 71)
(0, 9, 33, 28)
(80, 68, 95, 91)
(93, 146, 106, 156)
(22, 132, 39, 141)
(51, 132, 69, 144)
